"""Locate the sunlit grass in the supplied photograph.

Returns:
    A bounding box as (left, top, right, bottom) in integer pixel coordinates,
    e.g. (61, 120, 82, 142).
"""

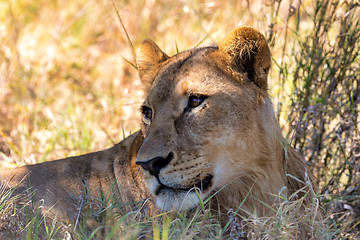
(0, 0, 359, 238)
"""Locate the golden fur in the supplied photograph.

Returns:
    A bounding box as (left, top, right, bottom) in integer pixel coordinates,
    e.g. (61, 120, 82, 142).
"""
(0, 26, 313, 222)
(0, 131, 150, 221)
(136, 26, 314, 216)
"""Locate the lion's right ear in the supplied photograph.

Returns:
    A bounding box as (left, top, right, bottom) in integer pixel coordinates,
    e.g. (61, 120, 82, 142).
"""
(137, 39, 169, 91)
(219, 26, 271, 90)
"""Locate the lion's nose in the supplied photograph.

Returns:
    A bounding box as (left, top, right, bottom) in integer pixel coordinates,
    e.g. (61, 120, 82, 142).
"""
(136, 152, 174, 176)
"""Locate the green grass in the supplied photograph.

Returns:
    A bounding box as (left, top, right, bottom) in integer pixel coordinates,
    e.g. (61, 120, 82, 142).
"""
(0, 0, 359, 238)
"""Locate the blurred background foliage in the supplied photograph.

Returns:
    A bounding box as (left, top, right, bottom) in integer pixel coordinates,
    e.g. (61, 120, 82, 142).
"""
(0, 0, 359, 237)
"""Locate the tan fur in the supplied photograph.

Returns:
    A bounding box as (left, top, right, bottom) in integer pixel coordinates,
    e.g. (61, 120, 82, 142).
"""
(0, 131, 151, 221)
(0, 27, 313, 224)
(136, 26, 314, 217)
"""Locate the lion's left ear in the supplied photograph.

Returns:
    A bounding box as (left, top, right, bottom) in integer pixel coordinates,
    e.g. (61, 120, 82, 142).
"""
(219, 26, 271, 90)
(137, 39, 169, 91)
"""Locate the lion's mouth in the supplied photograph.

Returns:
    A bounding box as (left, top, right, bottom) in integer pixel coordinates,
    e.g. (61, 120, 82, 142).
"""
(155, 175, 213, 195)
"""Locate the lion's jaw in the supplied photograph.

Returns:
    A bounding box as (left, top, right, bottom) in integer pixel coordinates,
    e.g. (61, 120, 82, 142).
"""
(148, 175, 213, 212)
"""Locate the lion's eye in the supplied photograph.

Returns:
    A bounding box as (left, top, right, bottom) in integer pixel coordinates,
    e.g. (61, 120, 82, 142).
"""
(142, 106, 152, 120)
(187, 95, 207, 109)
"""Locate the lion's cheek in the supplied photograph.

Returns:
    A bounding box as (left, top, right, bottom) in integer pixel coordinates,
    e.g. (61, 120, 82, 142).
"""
(205, 132, 249, 186)
(211, 154, 242, 188)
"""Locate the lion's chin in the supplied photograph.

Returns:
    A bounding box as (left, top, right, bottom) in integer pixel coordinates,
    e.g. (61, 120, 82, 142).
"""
(151, 175, 214, 211)
(155, 188, 205, 212)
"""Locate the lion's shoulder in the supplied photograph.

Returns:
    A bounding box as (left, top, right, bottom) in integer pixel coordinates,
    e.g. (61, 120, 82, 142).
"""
(0, 131, 150, 221)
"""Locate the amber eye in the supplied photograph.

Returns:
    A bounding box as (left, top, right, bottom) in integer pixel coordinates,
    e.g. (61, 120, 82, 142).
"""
(142, 106, 152, 120)
(187, 95, 207, 109)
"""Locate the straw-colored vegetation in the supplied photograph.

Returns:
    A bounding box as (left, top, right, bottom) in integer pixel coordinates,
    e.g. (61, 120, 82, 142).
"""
(0, 0, 359, 239)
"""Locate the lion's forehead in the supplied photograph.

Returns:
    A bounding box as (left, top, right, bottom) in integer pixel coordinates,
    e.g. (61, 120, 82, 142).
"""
(147, 48, 234, 105)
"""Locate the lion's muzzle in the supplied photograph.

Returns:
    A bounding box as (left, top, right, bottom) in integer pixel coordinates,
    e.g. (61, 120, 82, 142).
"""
(136, 152, 174, 177)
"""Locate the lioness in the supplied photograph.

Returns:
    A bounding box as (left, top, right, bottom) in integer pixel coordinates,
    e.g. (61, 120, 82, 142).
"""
(1, 26, 313, 223)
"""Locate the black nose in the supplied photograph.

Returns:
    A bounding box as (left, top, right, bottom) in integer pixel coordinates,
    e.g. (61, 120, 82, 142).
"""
(136, 152, 174, 176)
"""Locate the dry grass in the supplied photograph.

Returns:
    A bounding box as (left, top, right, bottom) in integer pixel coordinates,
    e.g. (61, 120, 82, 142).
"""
(0, 0, 359, 238)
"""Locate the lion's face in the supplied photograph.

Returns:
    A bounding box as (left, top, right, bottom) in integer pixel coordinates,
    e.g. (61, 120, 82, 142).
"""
(135, 27, 286, 213)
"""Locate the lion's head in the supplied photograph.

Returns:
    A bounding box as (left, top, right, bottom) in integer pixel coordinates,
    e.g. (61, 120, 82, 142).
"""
(135, 27, 311, 216)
